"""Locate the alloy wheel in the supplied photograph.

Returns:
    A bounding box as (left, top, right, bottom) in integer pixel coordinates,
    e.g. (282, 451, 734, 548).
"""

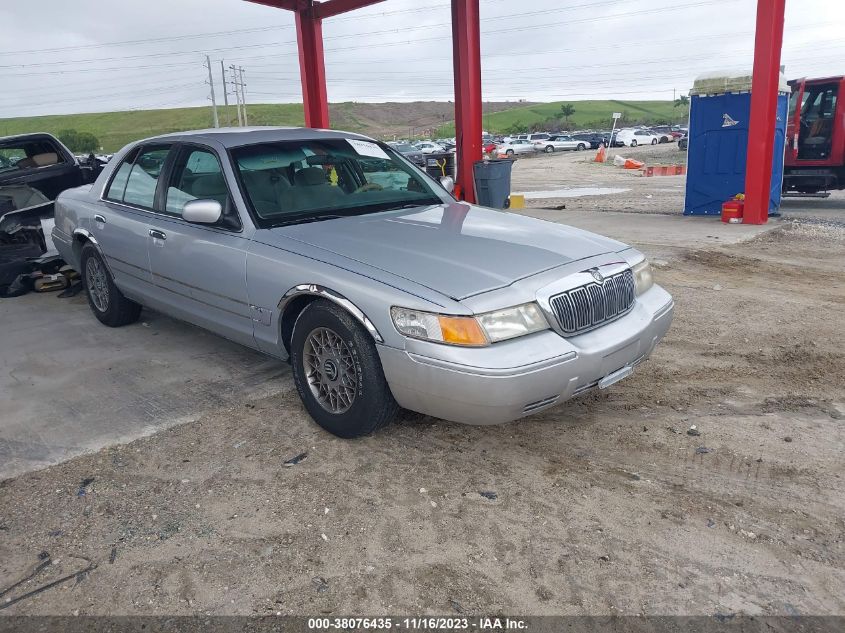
(85, 257, 110, 313)
(303, 327, 358, 414)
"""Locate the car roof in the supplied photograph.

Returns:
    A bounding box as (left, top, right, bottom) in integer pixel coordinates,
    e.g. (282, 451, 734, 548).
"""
(0, 132, 62, 145)
(138, 126, 376, 149)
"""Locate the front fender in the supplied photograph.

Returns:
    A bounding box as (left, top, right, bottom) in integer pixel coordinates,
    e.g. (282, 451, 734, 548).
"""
(278, 284, 384, 343)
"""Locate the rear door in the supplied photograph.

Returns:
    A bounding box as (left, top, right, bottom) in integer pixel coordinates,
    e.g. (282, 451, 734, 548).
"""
(143, 143, 256, 348)
(96, 144, 173, 301)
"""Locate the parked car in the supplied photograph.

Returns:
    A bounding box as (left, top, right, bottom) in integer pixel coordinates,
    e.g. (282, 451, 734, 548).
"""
(390, 142, 425, 167)
(1, 132, 103, 257)
(649, 127, 674, 143)
(497, 139, 539, 156)
(535, 135, 589, 152)
(571, 133, 605, 149)
(517, 133, 551, 144)
(678, 134, 688, 151)
(415, 141, 445, 154)
(615, 129, 660, 147)
(53, 127, 673, 438)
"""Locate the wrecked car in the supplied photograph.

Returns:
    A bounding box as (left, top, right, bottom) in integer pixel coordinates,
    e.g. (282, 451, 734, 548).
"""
(53, 127, 673, 438)
(0, 133, 103, 295)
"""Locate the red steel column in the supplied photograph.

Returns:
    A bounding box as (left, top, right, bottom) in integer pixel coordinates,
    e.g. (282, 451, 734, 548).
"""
(451, 0, 482, 203)
(743, 0, 786, 224)
(295, 7, 330, 129)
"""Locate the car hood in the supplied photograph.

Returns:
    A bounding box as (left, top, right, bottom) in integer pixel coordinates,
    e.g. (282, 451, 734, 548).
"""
(261, 202, 626, 300)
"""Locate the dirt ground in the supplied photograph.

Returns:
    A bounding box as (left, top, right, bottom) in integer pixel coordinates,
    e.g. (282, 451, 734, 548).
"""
(1, 156, 844, 616)
(510, 141, 690, 215)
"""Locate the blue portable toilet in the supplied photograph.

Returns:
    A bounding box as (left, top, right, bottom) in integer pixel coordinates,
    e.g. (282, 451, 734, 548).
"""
(684, 72, 790, 216)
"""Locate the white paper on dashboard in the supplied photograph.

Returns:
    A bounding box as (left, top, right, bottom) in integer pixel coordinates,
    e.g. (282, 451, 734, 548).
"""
(346, 139, 389, 159)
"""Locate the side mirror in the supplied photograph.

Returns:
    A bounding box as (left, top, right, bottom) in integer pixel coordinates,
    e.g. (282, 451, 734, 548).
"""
(182, 199, 222, 224)
(439, 176, 455, 194)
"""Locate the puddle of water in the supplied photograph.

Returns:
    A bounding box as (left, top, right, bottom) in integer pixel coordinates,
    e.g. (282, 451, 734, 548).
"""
(516, 187, 630, 199)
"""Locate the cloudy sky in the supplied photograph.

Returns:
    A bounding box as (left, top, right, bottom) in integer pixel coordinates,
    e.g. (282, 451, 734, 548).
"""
(1, 0, 843, 119)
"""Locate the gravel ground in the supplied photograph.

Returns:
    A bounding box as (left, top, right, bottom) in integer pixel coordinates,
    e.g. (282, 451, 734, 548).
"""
(1, 218, 843, 616)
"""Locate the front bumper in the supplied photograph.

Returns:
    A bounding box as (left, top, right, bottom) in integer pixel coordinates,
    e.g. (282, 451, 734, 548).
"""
(378, 285, 674, 425)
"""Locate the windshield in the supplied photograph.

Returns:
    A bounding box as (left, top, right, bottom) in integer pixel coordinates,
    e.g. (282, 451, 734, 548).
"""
(393, 143, 416, 153)
(230, 138, 443, 227)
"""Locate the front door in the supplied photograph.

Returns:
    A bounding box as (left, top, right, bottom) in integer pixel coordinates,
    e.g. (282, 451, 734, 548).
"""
(793, 81, 839, 163)
(144, 144, 256, 349)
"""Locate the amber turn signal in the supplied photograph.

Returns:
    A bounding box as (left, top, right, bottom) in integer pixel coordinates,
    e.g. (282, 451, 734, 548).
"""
(437, 315, 489, 346)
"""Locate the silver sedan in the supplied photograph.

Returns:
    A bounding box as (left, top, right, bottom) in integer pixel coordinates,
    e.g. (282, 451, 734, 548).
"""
(53, 127, 673, 437)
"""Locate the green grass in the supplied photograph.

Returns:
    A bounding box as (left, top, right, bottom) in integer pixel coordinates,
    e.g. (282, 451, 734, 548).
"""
(0, 104, 305, 152)
(477, 100, 682, 134)
(0, 99, 683, 153)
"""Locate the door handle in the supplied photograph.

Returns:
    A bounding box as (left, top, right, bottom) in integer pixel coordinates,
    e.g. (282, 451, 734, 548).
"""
(94, 214, 106, 224)
(149, 229, 167, 240)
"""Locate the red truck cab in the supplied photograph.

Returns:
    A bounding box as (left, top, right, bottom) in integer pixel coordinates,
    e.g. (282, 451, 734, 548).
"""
(784, 76, 845, 193)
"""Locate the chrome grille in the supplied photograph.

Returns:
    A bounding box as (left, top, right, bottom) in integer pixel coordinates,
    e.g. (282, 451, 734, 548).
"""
(549, 269, 635, 335)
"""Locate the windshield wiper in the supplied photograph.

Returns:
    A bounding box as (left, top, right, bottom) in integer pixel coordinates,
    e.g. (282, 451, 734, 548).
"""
(273, 214, 345, 227)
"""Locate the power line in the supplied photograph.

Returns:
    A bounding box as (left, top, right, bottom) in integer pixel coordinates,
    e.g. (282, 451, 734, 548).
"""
(0, 0, 743, 70)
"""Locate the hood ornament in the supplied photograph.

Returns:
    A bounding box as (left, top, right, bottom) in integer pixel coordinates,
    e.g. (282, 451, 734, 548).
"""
(588, 268, 604, 283)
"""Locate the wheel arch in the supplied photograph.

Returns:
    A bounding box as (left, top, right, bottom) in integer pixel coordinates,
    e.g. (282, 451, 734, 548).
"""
(277, 284, 384, 355)
(72, 228, 113, 276)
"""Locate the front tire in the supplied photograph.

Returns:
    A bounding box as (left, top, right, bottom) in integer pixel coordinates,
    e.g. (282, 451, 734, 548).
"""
(80, 243, 141, 327)
(506, 149, 515, 156)
(651, 138, 658, 145)
(291, 299, 398, 438)
(544, 145, 555, 153)
(630, 140, 638, 147)
(577, 143, 586, 151)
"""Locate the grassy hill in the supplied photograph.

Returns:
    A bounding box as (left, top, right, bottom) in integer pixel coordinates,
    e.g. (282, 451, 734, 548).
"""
(0, 99, 682, 152)
(0, 101, 523, 152)
(0, 104, 304, 152)
(472, 100, 682, 135)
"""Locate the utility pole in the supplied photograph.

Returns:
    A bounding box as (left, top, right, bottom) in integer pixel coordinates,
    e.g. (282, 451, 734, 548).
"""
(220, 60, 230, 126)
(239, 67, 248, 126)
(229, 64, 243, 126)
(204, 55, 219, 128)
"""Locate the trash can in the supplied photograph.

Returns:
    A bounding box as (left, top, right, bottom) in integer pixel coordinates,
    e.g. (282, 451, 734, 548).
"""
(684, 71, 789, 216)
(473, 159, 514, 209)
(424, 152, 455, 181)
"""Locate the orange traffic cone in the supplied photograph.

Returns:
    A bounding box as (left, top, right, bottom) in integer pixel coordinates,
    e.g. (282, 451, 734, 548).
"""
(594, 144, 607, 163)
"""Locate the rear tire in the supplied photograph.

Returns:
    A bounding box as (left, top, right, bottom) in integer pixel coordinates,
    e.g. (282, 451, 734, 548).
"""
(80, 243, 141, 327)
(544, 145, 555, 153)
(506, 149, 515, 156)
(630, 140, 638, 147)
(291, 299, 398, 438)
(577, 143, 586, 151)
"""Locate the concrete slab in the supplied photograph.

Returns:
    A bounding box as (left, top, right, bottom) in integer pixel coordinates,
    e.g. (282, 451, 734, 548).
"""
(0, 292, 289, 480)
(514, 207, 780, 259)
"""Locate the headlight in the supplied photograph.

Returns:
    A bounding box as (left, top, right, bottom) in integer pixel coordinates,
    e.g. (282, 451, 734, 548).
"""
(475, 302, 549, 343)
(632, 259, 654, 295)
(390, 302, 549, 347)
(390, 307, 488, 346)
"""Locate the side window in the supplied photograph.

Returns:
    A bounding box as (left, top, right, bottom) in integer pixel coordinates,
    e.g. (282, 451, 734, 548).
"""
(105, 156, 134, 202)
(165, 148, 230, 216)
(123, 147, 170, 208)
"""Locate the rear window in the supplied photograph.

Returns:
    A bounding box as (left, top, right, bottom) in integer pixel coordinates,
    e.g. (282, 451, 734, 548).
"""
(0, 137, 67, 175)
